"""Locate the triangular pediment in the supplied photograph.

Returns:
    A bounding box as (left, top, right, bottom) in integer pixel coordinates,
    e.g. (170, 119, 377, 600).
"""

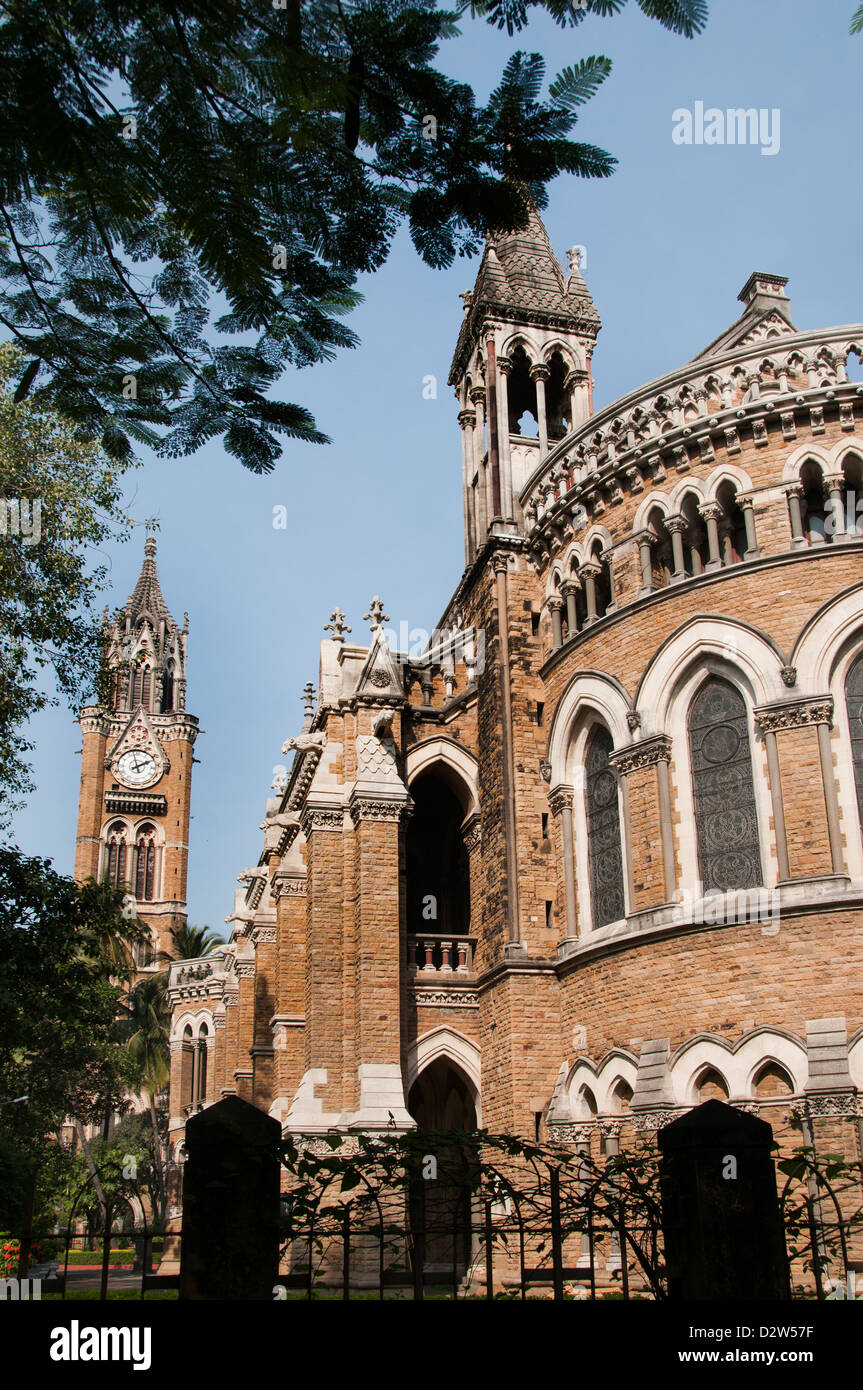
(352, 630, 404, 702)
(106, 706, 170, 775)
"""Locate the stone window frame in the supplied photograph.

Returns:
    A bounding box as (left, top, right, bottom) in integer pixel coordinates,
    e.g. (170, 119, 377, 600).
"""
(567, 713, 632, 935)
(662, 659, 772, 903)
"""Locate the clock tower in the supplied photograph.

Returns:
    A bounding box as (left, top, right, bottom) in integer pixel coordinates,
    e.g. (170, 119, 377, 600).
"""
(74, 536, 199, 965)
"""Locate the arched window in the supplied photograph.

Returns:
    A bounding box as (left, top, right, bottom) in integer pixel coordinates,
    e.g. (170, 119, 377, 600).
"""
(800, 461, 830, 544)
(181, 1025, 195, 1111)
(680, 492, 709, 575)
(141, 666, 151, 711)
(196, 1024, 209, 1105)
(689, 678, 762, 893)
(715, 480, 748, 565)
(506, 345, 537, 435)
(136, 932, 155, 969)
(589, 541, 613, 619)
(161, 662, 174, 713)
(585, 726, 626, 928)
(845, 652, 863, 839)
(135, 825, 157, 902)
(647, 507, 674, 588)
(105, 823, 128, 888)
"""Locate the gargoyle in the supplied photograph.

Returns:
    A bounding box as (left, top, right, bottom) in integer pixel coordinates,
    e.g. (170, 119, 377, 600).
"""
(281, 732, 327, 755)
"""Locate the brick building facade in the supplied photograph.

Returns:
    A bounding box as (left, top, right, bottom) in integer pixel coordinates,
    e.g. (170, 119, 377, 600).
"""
(80, 202, 863, 1254)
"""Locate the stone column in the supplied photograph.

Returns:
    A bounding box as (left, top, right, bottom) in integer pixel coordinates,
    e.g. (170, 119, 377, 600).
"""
(493, 553, 522, 949)
(485, 337, 503, 518)
(816, 719, 845, 874)
(762, 726, 791, 881)
(549, 787, 578, 941)
(561, 579, 580, 638)
(234, 958, 256, 1104)
(530, 363, 550, 459)
(458, 407, 477, 566)
(462, 815, 484, 972)
(738, 494, 760, 558)
(470, 386, 489, 544)
(666, 514, 687, 580)
(786, 483, 806, 548)
(222, 985, 239, 1097)
(825, 473, 846, 541)
(565, 368, 590, 431)
(548, 595, 564, 650)
(348, 780, 414, 1129)
(497, 355, 514, 520)
(699, 501, 723, 570)
(581, 562, 600, 625)
(637, 533, 653, 594)
(610, 737, 675, 910)
(251, 924, 277, 1111)
(298, 803, 347, 1115)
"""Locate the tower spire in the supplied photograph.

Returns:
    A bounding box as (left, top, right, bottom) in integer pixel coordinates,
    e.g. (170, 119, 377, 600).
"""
(448, 189, 601, 559)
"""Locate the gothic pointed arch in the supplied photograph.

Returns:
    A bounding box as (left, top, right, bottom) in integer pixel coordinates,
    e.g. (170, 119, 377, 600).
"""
(688, 677, 762, 893)
(584, 724, 626, 928)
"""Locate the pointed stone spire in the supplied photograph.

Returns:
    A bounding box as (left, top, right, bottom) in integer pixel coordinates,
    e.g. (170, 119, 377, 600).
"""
(301, 681, 316, 731)
(125, 534, 178, 632)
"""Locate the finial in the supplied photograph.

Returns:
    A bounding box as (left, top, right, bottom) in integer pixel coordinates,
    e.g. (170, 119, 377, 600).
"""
(324, 607, 351, 643)
(459, 290, 473, 315)
(302, 681, 316, 722)
(363, 596, 389, 633)
(566, 245, 586, 275)
(145, 535, 157, 558)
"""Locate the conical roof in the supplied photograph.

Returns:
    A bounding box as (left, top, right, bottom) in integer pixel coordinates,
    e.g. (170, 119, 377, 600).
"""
(449, 193, 600, 383)
(124, 536, 177, 630)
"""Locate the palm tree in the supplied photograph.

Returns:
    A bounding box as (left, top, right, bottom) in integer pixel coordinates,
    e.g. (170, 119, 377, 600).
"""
(168, 923, 223, 961)
(120, 975, 170, 1220)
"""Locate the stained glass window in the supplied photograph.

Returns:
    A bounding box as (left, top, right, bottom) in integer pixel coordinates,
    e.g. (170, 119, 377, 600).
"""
(845, 653, 863, 838)
(585, 726, 626, 928)
(689, 678, 762, 892)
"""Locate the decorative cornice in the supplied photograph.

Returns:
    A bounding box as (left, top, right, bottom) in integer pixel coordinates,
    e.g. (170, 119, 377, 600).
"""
(754, 695, 834, 733)
(104, 790, 167, 817)
(411, 987, 478, 1008)
(609, 734, 673, 775)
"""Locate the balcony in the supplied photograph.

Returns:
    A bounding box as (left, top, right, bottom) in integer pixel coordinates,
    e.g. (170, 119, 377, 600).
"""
(407, 934, 476, 977)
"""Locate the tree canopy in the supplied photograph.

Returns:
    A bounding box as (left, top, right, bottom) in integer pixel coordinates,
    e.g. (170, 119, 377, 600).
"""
(0, 342, 134, 820)
(0, 0, 708, 473)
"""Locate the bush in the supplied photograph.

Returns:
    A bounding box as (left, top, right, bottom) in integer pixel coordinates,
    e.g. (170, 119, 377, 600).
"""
(63, 1248, 135, 1267)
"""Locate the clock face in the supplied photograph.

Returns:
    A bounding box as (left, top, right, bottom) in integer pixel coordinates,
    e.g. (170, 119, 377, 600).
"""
(116, 749, 158, 788)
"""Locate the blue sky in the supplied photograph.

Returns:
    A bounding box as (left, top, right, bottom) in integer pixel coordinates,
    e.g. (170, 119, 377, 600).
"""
(10, 0, 862, 936)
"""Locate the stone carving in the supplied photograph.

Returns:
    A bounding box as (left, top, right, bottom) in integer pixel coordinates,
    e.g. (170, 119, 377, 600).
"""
(540, 759, 552, 783)
(411, 988, 478, 1008)
(237, 866, 267, 884)
(549, 787, 574, 816)
(259, 810, 301, 831)
(349, 797, 409, 824)
(780, 666, 798, 688)
(754, 698, 834, 733)
(301, 807, 344, 834)
(609, 735, 672, 776)
(282, 732, 327, 755)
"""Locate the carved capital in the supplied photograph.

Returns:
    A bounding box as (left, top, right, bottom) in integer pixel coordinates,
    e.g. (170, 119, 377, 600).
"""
(462, 814, 482, 852)
(349, 796, 411, 825)
(664, 513, 687, 535)
(492, 553, 511, 576)
(698, 501, 724, 522)
(529, 363, 550, 383)
(497, 355, 513, 377)
(251, 925, 277, 945)
(300, 806, 344, 836)
(754, 696, 834, 733)
(469, 386, 486, 408)
(547, 595, 564, 612)
(549, 786, 574, 816)
(272, 873, 308, 900)
(609, 734, 672, 775)
(457, 409, 476, 430)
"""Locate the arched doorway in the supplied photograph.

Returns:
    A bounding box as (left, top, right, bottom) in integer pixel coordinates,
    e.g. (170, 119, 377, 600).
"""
(407, 1058, 478, 1282)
